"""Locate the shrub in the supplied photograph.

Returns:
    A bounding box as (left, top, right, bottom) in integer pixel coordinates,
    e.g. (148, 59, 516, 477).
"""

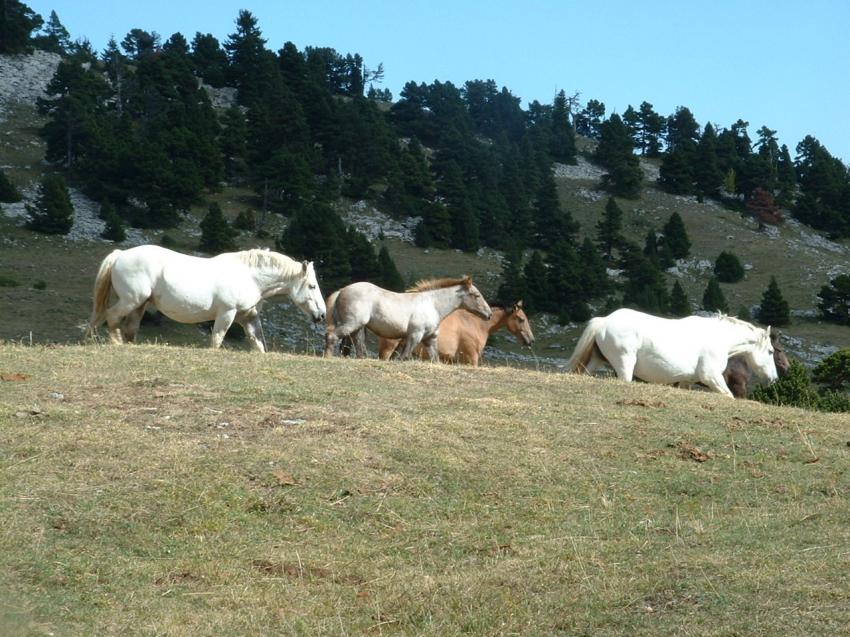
(714, 251, 744, 283)
(0, 275, 21, 287)
(233, 209, 256, 231)
(752, 361, 822, 411)
(32, 280, 47, 290)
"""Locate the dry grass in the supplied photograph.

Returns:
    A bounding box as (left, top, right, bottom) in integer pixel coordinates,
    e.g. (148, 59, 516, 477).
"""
(2, 343, 849, 635)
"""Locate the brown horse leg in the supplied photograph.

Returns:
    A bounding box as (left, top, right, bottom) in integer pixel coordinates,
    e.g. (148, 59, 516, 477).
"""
(378, 337, 400, 360)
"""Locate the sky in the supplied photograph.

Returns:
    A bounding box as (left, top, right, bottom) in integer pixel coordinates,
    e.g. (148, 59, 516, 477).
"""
(26, 0, 850, 163)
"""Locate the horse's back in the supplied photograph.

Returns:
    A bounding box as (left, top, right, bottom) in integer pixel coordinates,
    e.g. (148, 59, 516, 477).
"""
(439, 310, 486, 362)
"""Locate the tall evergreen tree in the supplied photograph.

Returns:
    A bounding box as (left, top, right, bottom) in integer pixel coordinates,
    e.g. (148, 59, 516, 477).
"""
(26, 173, 74, 235)
(662, 212, 691, 259)
(278, 201, 351, 291)
(596, 114, 643, 199)
(670, 280, 690, 316)
(496, 247, 526, 305)
(665, 106, 700, 152)
(701, 277, 729, 313)
(531, 170, 578, 250)
(32, 9, 70, 54)
(578, 237, 611, 300)
(596, 197, 625, 260)
(550, 90, 577, 164)
(658, 147, 694, 194)
(190, 32, 229, 87)
(757, 276, 790, 326)
(638, 101, 665, 157)
(522, 250, 549, 313)
(0, 0, 42, 53)
(377, 245, 404, 291)
(621, 243, 670, 314)
(817, 275, 850, 326)
(693, 123, 724, 199)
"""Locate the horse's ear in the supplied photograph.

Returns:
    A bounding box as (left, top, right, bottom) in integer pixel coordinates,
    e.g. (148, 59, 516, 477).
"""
(302, 260, 309, 273)
(462, 275, 472, 288)
(516, 300, 523, 309)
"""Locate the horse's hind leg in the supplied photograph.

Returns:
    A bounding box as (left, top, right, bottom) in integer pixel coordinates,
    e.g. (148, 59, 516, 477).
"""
(352, 328, 368, 358)
(105, 297, 144, 344)
(210, 309, 237, 349)
(609, 353, 637, 382)
(122, 303, 148, 343)
(241, 315, 266, 353)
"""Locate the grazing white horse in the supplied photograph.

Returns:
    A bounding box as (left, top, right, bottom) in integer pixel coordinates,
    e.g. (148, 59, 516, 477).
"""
(324, 276, 492, 361)
(87, 245, 326, 351)
(566, 308, 778, 397)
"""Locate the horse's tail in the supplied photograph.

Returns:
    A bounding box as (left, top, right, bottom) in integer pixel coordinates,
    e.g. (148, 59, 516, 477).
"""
(325, 290, 340, 331)
(566, 316, 607, 373)
(86, 249, 122, 338)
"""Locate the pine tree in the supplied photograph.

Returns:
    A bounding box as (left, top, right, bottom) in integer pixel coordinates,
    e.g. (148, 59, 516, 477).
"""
(817, 275, 850, 326)
(596, 197, 624, 260)
(578, 237, 611, 300)
(0, 168, 22, 203)
(191, 32, 230, 88)
(714, 251, 744, 283)
(199, 203, 237, 254)
(346, 227, 381, 283)
(621, 243, 670, 314)
(532, 171, 578, 250)
(662, 212, 691, 259)
(638, 101, 665, 157)
(32, 9, 70, 54)
(693, 123, 724, 199)
(670, 280, 690, 316)
(658, 147, 694, 194)
(377, 245, 404, 291)
(0, 0, 43, 54)
(522, 250, 549, 313)
(99, 201, 126, 242)
(26, 173, 73, 235)
(550, 90, 577, 164)
(702, 277, 729, 313)
(496, 247, 526, 305)
(596, 114, 643, 199)
(278, 201, 351, 291)
(757, 276, 790, 326)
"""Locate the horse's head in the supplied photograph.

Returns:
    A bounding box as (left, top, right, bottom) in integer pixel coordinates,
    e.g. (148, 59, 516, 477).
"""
(745, 326, 779, 383)
(458, 276, 492, 321)
(506, 300, 535, 346)
(771, 331, 791, 376)
(291, 261, 326, 323)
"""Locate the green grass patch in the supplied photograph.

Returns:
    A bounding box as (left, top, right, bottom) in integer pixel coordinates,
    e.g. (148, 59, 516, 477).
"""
(1, 344, 848, 635)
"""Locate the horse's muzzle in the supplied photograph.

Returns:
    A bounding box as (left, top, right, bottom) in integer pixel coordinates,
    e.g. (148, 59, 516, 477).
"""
(313, 312, 326, 324)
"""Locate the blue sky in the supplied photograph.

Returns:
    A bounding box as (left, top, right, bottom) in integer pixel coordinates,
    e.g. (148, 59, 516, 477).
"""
(27, 0, 850, 163)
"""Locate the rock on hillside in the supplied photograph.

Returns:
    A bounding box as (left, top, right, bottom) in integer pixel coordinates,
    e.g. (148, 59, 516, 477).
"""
(0, 50, 61, 120)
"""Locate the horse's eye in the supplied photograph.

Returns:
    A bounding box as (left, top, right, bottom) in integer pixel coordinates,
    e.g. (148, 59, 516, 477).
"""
(308, 284, 316, 290)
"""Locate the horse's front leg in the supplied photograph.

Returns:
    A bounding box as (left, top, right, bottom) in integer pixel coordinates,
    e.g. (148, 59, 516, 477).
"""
(397, 330, 425, 360)
(211, 309, 237, 349)
(703, 373, 736, 398)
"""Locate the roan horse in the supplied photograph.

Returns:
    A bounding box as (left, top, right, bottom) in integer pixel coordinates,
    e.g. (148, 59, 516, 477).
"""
(324, 276, 492, 360)
(566, 308, 779, 397)
(376, 301, 535, 365)
(86, 245, 326, 351)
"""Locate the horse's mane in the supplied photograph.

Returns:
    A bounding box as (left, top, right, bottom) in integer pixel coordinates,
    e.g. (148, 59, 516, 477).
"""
(406, 275, 471, 293)
(232, 249, 302, 278)
(710, 312, 770, 355)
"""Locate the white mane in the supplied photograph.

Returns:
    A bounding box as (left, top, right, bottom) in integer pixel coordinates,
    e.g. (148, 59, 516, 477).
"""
(233, 249, 303, 279)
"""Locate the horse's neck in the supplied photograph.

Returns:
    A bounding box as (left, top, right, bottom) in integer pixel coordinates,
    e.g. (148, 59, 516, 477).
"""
(485, 308, 508, 335)
(427, 286, 465, 319)
(719, 321, 760, 356)
(252, 266, 296, 296)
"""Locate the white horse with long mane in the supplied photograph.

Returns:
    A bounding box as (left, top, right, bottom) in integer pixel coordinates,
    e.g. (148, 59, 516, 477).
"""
(566, 308, 778, 397)
(86, 245, 326, 351)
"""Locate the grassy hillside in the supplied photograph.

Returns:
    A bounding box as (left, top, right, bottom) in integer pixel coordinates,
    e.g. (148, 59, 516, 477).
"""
(1, 344, 849, 635)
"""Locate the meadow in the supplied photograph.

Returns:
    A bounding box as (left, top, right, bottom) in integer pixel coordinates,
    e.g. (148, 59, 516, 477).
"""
(2, 343, 849, 635)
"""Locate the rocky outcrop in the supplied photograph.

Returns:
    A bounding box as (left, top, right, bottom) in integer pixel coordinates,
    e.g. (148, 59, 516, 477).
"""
(0, 50, 62, 120)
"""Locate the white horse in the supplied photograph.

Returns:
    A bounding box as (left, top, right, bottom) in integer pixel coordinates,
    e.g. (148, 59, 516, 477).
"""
(566, 308, 778, 397)
(324, 276, 492, 361)
(86, 245, 326, 351)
